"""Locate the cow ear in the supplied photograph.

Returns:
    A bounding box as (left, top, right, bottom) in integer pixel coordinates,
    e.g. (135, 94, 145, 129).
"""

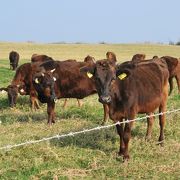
(106, 52, 117, 64)
(80, 65, 95, 78)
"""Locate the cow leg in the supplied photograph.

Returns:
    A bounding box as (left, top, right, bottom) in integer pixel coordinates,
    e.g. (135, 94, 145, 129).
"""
(158, 104, 166, 143)
(47, 101, 55, 125)
(62, 98, 68, 109)
(35, 98, 40, 109)
(31, 98, 35, 110)
(175, 75, 180, 94)
(102, 104, 109, 125)
(116, 121, 124, 156)
(123, 115, 135, 160)
(168, 77, 173, 95)
(145, 113, 154, 141)
(77, 99, 83, 107)
(30, 96, 39, 110)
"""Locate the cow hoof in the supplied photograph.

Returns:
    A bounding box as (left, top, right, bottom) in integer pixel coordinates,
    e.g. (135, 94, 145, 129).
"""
(123, 154, 130, 162)
(118, 148, 125, 156)
(145, 135, 151, 142)
(157, 140, 164, 146)
(101, 121, 106, 126)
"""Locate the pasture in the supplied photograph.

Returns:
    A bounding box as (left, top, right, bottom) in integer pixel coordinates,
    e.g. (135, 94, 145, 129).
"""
(0, 42, 180, 179)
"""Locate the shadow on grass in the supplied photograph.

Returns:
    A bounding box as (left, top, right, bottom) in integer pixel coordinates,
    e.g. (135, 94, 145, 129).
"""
(0, 111, 47, 124)
(50, 126, 118, 153)
(56, 104, 104, 124)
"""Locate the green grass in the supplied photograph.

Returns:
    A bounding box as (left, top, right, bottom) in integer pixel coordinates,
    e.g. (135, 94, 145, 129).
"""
(0, 42, 180, 179)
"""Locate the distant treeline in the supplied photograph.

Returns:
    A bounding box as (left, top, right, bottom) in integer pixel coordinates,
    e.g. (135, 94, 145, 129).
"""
(169, 41, 180, 45)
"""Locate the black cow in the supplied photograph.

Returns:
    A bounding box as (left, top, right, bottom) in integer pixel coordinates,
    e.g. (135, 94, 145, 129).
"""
(9, 51, 20, 70)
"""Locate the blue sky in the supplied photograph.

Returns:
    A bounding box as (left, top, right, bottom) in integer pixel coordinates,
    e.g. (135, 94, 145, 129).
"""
(1, 0, 180, 43)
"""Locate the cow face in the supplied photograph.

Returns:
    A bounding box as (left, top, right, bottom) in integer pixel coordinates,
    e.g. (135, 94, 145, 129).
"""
(0, 85, 19, 107)
(81, 59, 117, 104)
(33, 69, 57, 103)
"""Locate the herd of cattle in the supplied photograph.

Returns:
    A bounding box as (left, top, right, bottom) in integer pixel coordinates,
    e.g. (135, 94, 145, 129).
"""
(1, 50, 180, 161)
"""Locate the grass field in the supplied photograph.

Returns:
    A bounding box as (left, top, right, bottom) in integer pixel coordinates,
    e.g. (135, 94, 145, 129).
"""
(0, 42, 180, 179)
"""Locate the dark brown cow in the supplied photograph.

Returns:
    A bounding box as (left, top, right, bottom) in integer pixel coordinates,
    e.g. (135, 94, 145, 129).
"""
(131, 54, 146, 62)
(80, 56, 169, 161)
(9, 51, 20, 70)
(32, 57, 109, 125)
(62, 55, 96, 109)
(160, 56, 180, 95)
(0, 63, 39, 109)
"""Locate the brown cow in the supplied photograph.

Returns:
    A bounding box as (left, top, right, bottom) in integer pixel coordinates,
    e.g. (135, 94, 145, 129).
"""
(131, 54, 179, 95)
(0, 63, 39, 109)
(160, 56, 180, 95)
(80, 56, 169, 161)
(62, 55, 96, 109)
(9, 51, 20, 70)
(32, 57, 109, 125)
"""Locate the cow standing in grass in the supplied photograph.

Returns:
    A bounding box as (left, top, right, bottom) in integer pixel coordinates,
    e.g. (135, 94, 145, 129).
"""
(0, 63, 39, 109)
(32, 56, 109, 125)
(160, 56, 180, 95)
(9, 51, 20, 70)
(80, 54, 170, 161)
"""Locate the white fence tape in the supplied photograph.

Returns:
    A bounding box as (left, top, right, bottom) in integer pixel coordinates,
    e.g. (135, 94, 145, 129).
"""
(0, 108, 180, 151)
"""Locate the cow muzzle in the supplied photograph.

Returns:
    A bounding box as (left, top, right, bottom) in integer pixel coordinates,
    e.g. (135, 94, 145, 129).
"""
(99, 95, 112, 104)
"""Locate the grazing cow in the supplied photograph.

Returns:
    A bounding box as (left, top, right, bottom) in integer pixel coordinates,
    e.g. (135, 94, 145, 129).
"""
(80, 56, 169, 161)
(160, 56, 180, 95)
(131, 54, 146, 63)
(0, 63, 39, 109)
(31, 54, 54, 63)
(9, 51, 20, 70)
(32, 56, 109, 125)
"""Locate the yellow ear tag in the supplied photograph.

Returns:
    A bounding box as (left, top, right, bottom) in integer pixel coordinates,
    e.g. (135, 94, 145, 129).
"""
(118, 73, 127, 80)
(87, 72, 93, 78)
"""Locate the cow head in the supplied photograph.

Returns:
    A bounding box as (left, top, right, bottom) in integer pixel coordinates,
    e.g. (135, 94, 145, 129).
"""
(33, 69, 57, 103)
(80, 56, 133, 104)
(0, 85, 19, 107)
(80, 58, 117, 104)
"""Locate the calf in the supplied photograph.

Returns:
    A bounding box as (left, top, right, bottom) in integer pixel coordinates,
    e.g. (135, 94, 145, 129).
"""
(80, 56, 169, 161)
(0, 63, 39, 109)
(9, 51, 20, 70)
(32, 56, 109, 125)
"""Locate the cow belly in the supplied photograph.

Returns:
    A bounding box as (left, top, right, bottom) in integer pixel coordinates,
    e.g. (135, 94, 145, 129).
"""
(138, 97, 161, 113)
